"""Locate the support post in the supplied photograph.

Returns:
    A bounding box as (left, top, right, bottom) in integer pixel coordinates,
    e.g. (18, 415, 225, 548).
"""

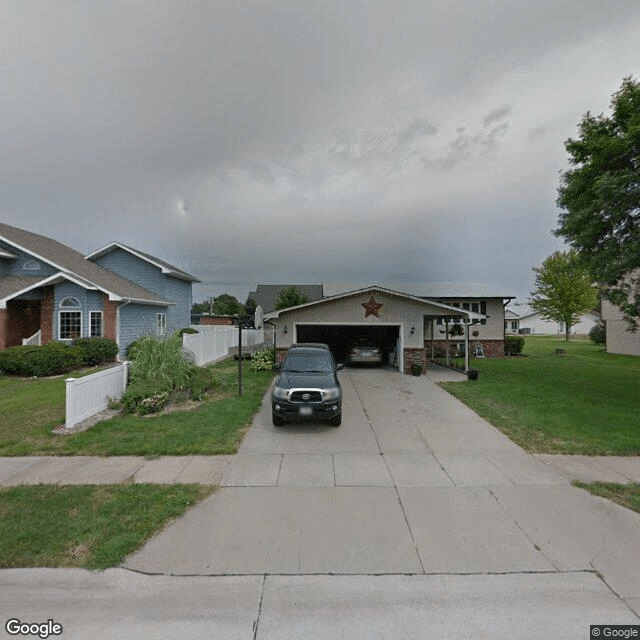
(464, 319, 470, 372)
(238, 322, 243, 396)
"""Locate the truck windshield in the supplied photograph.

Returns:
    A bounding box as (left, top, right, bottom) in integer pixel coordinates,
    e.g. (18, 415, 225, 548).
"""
(283, 353, 334, 373)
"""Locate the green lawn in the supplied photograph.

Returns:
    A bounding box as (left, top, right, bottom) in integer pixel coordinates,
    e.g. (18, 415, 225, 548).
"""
(0, 483, 213, 569)
(0, 358, 274, 456)
(440, 336, 640, 455)
(575, 482, 640, 515)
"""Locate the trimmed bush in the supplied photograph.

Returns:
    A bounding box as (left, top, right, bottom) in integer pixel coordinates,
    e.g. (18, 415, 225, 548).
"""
(504, 335, 525, 356)
(177, 327, 199, 336)
(121, 380, 172, 415)
(0, 342, 83, 377)
(73, 337, 118, 365)
(589, 320, 606, 345)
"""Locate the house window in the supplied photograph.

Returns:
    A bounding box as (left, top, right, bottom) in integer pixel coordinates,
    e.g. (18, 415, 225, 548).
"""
(59, 297, 82, 340)
(23, 260, 41, 271)
(511, 321, 518, 332)
(90, 311, 103, 337)
(157, 313, 167, 335)
(480, 301, 487, 325)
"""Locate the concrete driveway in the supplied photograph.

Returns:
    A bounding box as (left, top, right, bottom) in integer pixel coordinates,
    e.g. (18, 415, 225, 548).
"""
(4, 367, 639, 638)
(123, 369, 639, 617)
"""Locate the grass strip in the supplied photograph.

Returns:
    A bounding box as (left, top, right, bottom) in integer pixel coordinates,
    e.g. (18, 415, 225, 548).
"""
(574, 482, 640, 515)
(0, 483, 213, 569)
(0, 358, 274, 456)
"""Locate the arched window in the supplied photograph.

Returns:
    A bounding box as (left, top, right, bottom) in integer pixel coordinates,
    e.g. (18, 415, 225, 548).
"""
(23, 260, 41, 271)
(60, 297, 81, 308)
(59, 297, 82, 339)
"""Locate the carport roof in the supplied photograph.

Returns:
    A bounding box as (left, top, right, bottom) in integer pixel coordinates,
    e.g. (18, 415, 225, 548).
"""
(264, 286, 486, 322)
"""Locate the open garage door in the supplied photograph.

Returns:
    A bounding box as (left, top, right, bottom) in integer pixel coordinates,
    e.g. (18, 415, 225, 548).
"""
(295, 324, 401, 368)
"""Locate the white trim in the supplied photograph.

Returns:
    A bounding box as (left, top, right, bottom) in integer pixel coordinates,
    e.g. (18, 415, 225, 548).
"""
(60, 296, 81, 308)
(90, 310, 104, 337)
(86, 242, 198, 282)
(23, 260, 41, 271)
(0, 271, 174, 309)
(0, 235, 71, 275)
(293, 321, 404, 372)
(0, 272, 103, 309)
(58, 309, 82, 340)
(156, 312, 167, 336)
(265, 286, 486, 322)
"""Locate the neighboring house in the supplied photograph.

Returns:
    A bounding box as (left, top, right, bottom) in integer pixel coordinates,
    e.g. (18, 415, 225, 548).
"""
(512, 304, 600, 336)
(504, 309, 520, 334)
(196, 314, 236, 326)
(601, 271, 640, 356)
(0, 224, 199, 355)
(257, 282, 514, 373)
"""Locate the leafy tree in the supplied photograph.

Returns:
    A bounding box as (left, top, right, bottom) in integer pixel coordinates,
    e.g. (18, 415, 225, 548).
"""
(555, 76, 640, 330)
(238, 297, 257, 326)
(210, 293, 242, 316)
(529, 250, 598, 341)
(274, 286, 310, 310)
(191, 301, 210, 314)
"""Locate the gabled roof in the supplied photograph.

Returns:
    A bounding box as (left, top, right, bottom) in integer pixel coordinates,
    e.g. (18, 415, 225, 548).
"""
(0, 276, 46, 301)
(248, 284, 324, 313)
(0, 223, 171, 305)
(86, 242, 200, 282)
(324, 282, 514, 299)
(264, 285, 486, 322)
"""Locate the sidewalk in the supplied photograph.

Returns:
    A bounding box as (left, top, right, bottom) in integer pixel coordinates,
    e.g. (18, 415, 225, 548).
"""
(1, 453, 639, 486)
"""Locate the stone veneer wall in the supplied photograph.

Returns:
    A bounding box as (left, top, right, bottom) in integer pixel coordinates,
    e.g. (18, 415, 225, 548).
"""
(403, 347, 428, 374)
(424, 339, 504, 358)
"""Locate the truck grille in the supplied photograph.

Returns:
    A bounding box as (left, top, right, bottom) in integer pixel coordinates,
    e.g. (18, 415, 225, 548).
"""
(290, 390, 323, 403)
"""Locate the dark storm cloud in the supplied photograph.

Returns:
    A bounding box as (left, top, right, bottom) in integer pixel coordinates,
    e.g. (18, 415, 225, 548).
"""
(1, 0, 640, 302)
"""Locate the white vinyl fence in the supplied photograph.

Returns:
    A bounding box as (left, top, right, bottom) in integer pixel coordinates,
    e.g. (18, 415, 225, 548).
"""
(65, 363, 129, 429)
(183, 326, 265, 366)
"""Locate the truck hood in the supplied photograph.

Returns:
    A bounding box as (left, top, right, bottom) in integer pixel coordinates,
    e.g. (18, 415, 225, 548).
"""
(276, 371, 338, 390)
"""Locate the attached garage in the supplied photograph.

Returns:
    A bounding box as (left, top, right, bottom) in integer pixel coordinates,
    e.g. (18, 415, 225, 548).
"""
(264, 286, 485, 374)
(295, 323, 400, 365)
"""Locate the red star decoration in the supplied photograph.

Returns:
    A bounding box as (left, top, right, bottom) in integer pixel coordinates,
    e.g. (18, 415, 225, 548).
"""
(362, 296, 383, 318)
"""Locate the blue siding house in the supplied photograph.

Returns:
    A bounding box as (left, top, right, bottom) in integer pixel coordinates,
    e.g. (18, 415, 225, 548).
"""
(0, 224, 199, 355)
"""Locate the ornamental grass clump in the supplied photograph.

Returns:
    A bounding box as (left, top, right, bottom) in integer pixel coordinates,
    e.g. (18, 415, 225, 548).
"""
(122, 332, 197, 415)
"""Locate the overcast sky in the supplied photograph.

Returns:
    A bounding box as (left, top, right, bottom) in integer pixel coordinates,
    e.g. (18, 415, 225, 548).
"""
(2, 1, 639, 304)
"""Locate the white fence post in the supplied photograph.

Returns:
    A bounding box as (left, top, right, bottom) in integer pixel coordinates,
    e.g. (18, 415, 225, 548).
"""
(65, 363, 129, 429)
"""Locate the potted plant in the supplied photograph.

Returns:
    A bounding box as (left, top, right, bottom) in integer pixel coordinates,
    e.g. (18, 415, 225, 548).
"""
(410, 357, 423, 376)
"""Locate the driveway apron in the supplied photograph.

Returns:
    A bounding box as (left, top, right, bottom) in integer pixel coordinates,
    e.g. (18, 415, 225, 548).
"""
(123, 367, 640, 619)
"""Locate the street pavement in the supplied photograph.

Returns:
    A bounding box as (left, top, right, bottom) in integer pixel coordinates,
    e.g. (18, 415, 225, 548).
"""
(1, 366, 639, 638)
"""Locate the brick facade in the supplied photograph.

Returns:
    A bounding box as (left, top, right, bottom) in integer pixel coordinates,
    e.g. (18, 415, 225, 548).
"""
(40, 287, 54, 344)
(0, 309, 8, 350)
(103, 298, 117, 341)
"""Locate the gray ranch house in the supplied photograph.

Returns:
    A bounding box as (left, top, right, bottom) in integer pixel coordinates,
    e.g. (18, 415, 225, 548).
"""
(0, 224, 199, 356)
(258, 283, 511, 374)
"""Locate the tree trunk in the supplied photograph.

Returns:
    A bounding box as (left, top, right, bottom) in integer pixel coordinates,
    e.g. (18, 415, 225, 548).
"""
(565, 323, 571, 341)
